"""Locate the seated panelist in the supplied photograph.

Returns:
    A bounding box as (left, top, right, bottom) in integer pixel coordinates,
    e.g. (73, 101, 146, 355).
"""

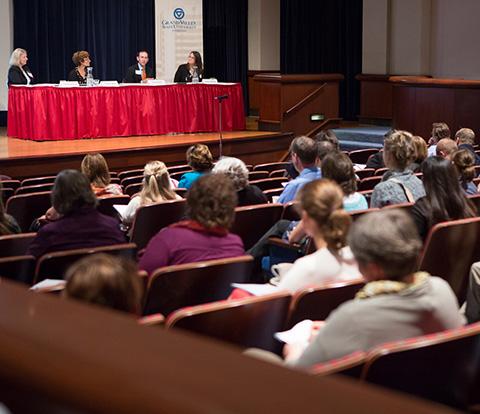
(7, 48, 34, 86)
(67, 51, 92, 86)
(123, 50, 154, 83)
(174, 51, 203, 83)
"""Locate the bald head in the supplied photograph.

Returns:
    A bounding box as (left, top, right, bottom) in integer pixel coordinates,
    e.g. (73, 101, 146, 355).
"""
(436, 138, 458, 160)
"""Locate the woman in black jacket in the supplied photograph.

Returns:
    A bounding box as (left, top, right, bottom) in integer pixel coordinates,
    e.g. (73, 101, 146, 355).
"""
(7, 48, 34, 86)
(174, 51, 203, 83)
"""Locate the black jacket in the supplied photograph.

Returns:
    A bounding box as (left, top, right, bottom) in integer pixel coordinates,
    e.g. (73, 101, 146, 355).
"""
(174, 63, 203, 83)
(8, 65, 34, 86)
(67, 68, 87, 85)
(123, 64, 155, 83)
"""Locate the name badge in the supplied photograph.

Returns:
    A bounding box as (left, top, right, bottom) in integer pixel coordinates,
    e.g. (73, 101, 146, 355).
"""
(135, 69, 142, 75)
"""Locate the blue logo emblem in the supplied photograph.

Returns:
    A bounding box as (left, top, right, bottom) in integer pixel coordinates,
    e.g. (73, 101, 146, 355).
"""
(173, 8, 185, 19)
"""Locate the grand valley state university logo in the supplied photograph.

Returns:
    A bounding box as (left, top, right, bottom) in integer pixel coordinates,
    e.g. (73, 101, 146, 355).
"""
(162, 7, 197, 31)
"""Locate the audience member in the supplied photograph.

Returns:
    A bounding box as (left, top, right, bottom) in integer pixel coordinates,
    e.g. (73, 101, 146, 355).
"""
(278, 136, 321, 204)
(455, 128, 480, 165)
(0, 181, 20, 235)
(122, 161, 181, 226)
(27, 170, 126, 258)
(410, 156, 476, 240)
(315, 129, 339, 150)
(81, 153, 123, 196)
(451, 149, 478, 195)
(436, 138, 458, 160)
(409, 135, 428, 172)
(466, 262, 480, 323)
(285, 209, 465, 367)
(286, 140, 334, 180)
(370, 131, 425, 207)
(139, 174, 244, 275)
(212, 157, 267, 206)
(276, 179, 361, 293)
(365, 129, 397, 170)
(64, 254, 142, 314)
(427, 122, 450, 157)
(178, 144, 213, 189)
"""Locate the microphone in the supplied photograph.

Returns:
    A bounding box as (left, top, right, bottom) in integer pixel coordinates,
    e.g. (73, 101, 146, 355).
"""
(214, 95, 229, 101)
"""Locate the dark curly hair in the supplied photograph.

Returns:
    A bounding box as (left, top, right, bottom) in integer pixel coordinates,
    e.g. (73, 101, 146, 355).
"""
(187, 173, 237, 229)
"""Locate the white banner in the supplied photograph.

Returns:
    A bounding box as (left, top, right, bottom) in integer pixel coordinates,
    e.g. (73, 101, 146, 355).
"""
(155, 0, 203, 83)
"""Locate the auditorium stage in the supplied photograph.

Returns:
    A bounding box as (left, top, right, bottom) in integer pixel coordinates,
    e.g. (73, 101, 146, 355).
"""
(0, 128, 293, 179)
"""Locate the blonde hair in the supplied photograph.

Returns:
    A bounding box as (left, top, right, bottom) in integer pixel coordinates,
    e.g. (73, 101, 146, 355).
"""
(139, 161, 177, 204)
(384, 130, 416, 170)
(9, 48, 27, 67)
(81, 153, 111, 188)
(298, 179, 352, 252)
(455, 128, 476, 146)
(72, 51, 90, 67)
(412, 135, 428, 163)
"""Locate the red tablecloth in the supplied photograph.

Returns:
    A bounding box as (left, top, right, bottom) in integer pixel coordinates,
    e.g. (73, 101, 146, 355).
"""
(7, 83, 246, 141)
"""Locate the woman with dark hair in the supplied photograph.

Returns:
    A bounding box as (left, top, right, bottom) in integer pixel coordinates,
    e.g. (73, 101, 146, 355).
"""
(139, 174, 244, 275)
(27, 170, 126, 258)
(178, 144, 213, 189)
(65, 254, 142, 314)
(68, 51, 92, 85)
(451, 149, 478, 195)
(410, 156, 476, 240)
(0, 181, 20, 235)
(173, 51, 203, 83)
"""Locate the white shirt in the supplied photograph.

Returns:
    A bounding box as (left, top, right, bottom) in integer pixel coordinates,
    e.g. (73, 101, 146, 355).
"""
(277, 246, 361, 293)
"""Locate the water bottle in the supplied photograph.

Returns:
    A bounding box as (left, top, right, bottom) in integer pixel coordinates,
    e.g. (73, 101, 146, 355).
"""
(86, 67, 94, 87)
(192, 66, 199, 83)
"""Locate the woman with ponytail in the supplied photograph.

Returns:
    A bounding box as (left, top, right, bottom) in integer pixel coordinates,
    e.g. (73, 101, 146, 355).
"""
(277, 179, 361, 292)
(122, 161, 181, 226)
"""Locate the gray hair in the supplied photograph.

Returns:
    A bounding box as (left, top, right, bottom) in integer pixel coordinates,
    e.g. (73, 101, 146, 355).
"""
(212, 157, 248, 191)
(9, 48, 27, 67)
(348, 209, 422, 281)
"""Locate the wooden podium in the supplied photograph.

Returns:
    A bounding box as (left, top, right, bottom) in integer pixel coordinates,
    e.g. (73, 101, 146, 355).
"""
(391, 76, 480, 141)
(253, 73, 343, 137)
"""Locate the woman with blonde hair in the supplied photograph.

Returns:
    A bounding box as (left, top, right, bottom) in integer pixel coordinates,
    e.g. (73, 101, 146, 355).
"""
(7, 48, 34, 85)
(276, 179, 361, 293)
(122, 161, 181, 226)
(81, 153, 123, 196)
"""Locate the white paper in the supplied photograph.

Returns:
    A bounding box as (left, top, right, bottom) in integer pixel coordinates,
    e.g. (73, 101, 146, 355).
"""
(353, 164, 367, 171)
(231, 283, 280, 296)
(113, 204, 128, 219)
(274, 319, 313, 344)
(30, 279, 66, 291)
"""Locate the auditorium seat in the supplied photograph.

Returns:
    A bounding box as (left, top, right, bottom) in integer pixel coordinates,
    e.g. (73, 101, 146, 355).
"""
(129, 199, 187, 250)
(174, 188, 188, 198)
(120, 175, 144, 187)
(269, 169, 287, 178)
(362, 322, 480, 409)
(97, 195, 131, 217)
(0, 255, 36, 284)
(355, 168, 375, 180)
(382, 202, 414, 213)
(253, 162, 290, 173)
(0, 187, 14, 204)
(21, 176, 56, 187)
(282, 201, 300, 221)
(117, 169, 143, 181)
(231, 203, 284, 250)
(287, 278, 365, 328)
(137, 313, 165, 327)
(249, 177, 289, 191)
(263, 188, 284, 202)
(419, 217, 480, 303)
(6, 192, 52, 232)
(349, 207, 378, 221)
(348, 149, 378, 164)
(358, 176, 382, 191)
(310, 351, 366, 378)
(248, 171, 269, 181)
(124, 183, 142, 197)
(0, 232, 36, 258)
(358, 190, 373, 207)
(167, 164, 191, 175)
(468, 194, 480, 214)
(34, 243, 138, 284)
(170, 170, 193, 181)
(143, 255, 254, 316)
(15, 183, 54, 195)
(0, 180, 21, 191)
(166, 292, 291, 352)
(374, 167, 389, 177)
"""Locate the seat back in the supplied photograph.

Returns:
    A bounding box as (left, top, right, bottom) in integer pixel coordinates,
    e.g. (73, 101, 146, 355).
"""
(355, 169, 375, 180)
(0, 188, 14, 204)
(6, 192, 52, 232)
(167, 164, 191, 174)
(0, 255, 36, 284)
(117, 169, 144, 181)
(374, 167, 389, 177)
(21, 176, 56, 187)
(15, 183, 54, 195)
(282, 201, 300, 221)
(269, 169, 287, 178)
(253, 162, 290, 173)
(143, 255, 254, 316)
(348, 149, 378, 164)
(166, 292, 291, 352)
(0, 233, 36, 258)
(310, 351, 366, 378)
(382, 202, 414, 213)
(130, 199, 187, 250)
(120, 175, 144, 187)
(288, 279, 365, 327)
(97, 195, 131, 217)
(0, 180, 21, 191)
(362, 322, 480, 409)
(358, 176, 382, 191)
(468, 194, 480, 214)
(349, 207, 378, 221)
(419, 217, 480, 302)
(249, 177, 289, 191)
(263, 188, 284, 202)
(124, 183, 143, 197)
(35, 243, 137, 283)
(170, 170, 193, 181)
(231, 203, 284, 250)
(248, 171, 269, 181)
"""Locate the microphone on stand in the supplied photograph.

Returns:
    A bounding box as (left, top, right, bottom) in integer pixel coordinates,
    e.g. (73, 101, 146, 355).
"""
(215, 95, 229, 159)
(214, 95, 229, 101)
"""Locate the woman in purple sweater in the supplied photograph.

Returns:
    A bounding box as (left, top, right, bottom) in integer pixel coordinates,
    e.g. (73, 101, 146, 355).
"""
(139, 174, 245, 275)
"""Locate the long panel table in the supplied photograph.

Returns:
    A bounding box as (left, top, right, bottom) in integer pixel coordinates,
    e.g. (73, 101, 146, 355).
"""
(7, 83, 246, 141)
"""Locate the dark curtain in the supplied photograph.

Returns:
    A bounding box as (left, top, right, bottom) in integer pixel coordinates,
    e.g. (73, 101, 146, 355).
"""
(13, 0, 155, 83)
(280, 0, 363, 120)
(203, 0, 248, 107)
